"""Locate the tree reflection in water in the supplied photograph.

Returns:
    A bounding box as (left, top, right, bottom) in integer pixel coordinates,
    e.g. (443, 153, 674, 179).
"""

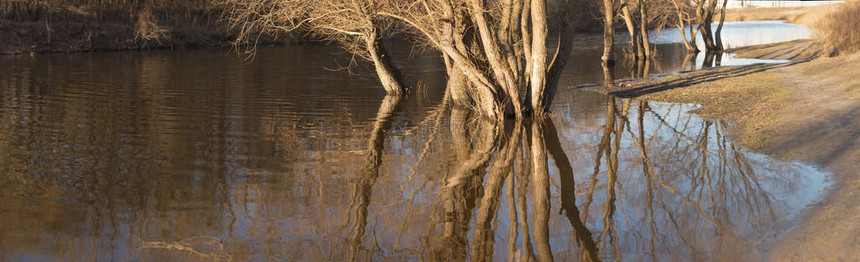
(343, 95, 814, 261)
(0, 84, 822, 261)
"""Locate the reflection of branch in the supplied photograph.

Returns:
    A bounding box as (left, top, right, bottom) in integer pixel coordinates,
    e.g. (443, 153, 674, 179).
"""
(583, 98, 617, 221)
(471, 120, 522, 261)
(646, 106, 729, 159)
(632, 102, 658, 261)
(444, 111, 497, 188)
(599, 97, 624, 261)
(506, 175, 518, 261)
(544, 118, 599, 262)
(347, 94, 403, 262)
(529, 119, 554, 262)
(517, 136, 536, 262)
(431, 109, 497, 260)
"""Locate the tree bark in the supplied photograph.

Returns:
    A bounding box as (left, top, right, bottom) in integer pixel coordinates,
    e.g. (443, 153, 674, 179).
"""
(529, 0, 550, 115)
(467, 0, 522, 117)
(365, 26, 407, 95)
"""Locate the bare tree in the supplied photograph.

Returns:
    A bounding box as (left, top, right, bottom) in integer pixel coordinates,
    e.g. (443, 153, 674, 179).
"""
(223, 0, 407, 95)
(224, 0, 579, 118)
(600, 0, 618, 66)
(618, 0, 674, 61)
(670, 0, 699, 52)
(693, 0, 727, 51)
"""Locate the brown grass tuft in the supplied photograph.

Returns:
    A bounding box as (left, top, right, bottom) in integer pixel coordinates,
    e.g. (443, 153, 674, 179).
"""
(814, 1, 860, 55)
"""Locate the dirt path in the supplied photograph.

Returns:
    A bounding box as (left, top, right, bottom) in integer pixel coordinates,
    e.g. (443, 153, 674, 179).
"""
(763, 56, 860, 262)
(596, 54, 860, 260)
(727, 39, 827, 60)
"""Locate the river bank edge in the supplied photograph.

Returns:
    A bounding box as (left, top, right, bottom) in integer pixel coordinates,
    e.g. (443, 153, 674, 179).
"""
(590, 41, 859, 260)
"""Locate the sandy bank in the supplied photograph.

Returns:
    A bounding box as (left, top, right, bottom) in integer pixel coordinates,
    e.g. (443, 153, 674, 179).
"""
(596, 53, 860, 260)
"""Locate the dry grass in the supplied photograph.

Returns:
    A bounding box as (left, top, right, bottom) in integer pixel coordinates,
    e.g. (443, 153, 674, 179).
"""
(812, 1, 860, 55)
(722, 6, 838, 27)
(723, 7, 811, 22)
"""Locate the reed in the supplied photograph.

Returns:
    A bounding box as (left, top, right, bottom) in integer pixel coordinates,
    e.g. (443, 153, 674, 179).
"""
(814, 1, 860, 55)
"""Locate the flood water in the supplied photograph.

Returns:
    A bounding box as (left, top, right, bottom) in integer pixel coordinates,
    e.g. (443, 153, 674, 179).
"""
(0, 22, 828, 261)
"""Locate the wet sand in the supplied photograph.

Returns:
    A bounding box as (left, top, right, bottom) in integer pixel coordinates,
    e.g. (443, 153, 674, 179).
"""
(596, 48, 860, 260)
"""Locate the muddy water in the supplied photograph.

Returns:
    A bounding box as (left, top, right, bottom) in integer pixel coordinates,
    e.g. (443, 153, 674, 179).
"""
(0, 22, 826, 261)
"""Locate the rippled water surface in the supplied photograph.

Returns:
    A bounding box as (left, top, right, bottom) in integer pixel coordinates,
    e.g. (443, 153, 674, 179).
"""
(0, 22, 828, 261)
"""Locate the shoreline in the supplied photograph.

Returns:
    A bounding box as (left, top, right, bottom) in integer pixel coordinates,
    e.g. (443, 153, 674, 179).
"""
(596, 42, 859, 260)
(2, 6, 815, 56)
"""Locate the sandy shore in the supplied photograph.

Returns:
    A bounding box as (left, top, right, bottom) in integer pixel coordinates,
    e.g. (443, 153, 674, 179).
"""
(594, 43, 859, 260)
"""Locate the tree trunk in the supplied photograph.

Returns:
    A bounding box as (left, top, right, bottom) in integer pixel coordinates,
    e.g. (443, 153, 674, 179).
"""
(365, 27, 407, 96)
(715, 0, 728, 51)
(444, 55, 473, 107)
(620, 5, 640, 60)
(678, 16, 697, 52)
(467, 0, 522, 117)
(698, 0, 720, 51)
(638, 0, 652, 58)
(689, 22, 701, 52)
(529, 0, 550, 115)
(672, 0, 699, 52)
(601, 0, 616, 66)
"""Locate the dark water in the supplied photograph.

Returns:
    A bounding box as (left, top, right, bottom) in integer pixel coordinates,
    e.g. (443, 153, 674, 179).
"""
(0, 22, 827, 261)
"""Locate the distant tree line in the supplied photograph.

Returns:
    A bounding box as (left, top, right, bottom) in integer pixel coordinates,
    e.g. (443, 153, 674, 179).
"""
(0, 0, 284, 53)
